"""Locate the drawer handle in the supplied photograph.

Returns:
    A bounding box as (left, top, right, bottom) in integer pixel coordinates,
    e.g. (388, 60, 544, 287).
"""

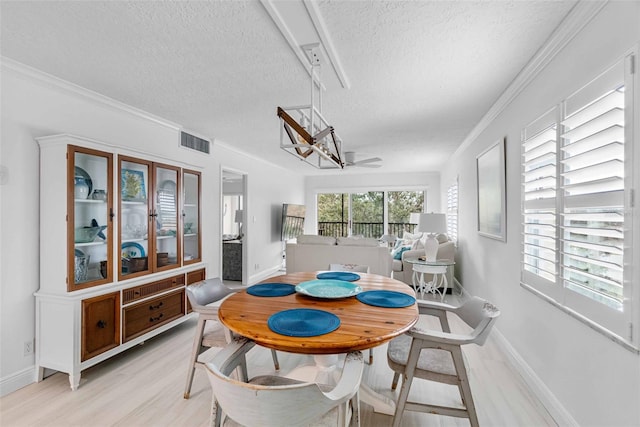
(96, 320, 107, 329)
(149, 302, 164, 310)
(149, 313, 164, 322)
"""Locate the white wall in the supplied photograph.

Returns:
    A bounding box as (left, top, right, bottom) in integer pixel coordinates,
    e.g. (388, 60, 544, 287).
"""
(440, 3, 640, 426)
(304, 171, 440, 234)
(0, 62, 304, 394)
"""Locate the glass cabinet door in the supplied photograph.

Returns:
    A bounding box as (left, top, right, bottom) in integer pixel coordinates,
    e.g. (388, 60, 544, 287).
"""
(118, 156, 151, 279)
(183, 169, 201, 264)
(69, 146, 113, 290)
(154, 163, 181, 270)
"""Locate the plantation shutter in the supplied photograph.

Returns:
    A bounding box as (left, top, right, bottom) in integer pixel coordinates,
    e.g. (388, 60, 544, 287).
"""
(446, 180, 458, 243)
(522, 108, 558, 289)
(560, 61, 626, 310)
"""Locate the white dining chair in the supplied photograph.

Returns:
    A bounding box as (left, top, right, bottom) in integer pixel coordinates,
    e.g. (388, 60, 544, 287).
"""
(205, 337, 364, 427)
(387, 296, 500, 427)
(183, 278, 279, 399)
(328, 263, 370, 273)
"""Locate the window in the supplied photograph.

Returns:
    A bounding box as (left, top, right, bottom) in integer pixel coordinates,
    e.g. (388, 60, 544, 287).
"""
(521, 54, 636, 347)
(317, 190, 424, 238)
(446, 179, 459, 243)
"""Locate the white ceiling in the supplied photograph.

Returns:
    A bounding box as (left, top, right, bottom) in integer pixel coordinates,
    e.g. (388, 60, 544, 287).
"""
(0, 0, 577, 175)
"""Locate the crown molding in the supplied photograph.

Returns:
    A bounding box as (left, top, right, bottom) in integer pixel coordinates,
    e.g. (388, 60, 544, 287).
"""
(1, 56, 182, 131)
(452, 0, 608, 158)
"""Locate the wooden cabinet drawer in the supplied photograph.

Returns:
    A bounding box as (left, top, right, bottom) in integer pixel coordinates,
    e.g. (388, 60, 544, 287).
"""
(122, 274, 185, 304)
(82, 292, 120, 361)
(123, 289, 185, 342)
(185, 268, 206, 313)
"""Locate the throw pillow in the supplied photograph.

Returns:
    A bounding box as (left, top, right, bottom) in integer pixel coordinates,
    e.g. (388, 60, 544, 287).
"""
(393, 246, 411, 260)
(436, 233, 449, 243)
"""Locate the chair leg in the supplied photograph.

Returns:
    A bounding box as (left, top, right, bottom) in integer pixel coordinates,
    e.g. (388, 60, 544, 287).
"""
(271, 349, 280, 371)
(391, 339, 423, 427)
(391, 372, 400, 390)
(184, 317, 206, 399)
(368, 348, 373, 364)
(452, 347, 479, 427)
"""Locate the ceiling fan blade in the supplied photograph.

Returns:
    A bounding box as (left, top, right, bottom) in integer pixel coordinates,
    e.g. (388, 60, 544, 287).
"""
(355, 157, 382, 165)
(357, 163, 382, 168)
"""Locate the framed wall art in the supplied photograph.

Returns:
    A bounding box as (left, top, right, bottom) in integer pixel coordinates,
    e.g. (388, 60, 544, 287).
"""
(477, 138, 506, 241)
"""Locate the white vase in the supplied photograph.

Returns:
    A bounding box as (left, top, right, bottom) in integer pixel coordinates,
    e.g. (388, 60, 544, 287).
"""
(74, 178, 89, 199)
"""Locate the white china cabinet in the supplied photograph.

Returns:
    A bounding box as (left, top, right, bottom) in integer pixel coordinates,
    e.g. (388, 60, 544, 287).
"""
(36, 134, 205, 390)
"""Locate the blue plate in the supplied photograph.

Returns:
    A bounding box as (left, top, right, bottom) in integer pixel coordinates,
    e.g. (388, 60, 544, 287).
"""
(121, 241, 146, 258)
(74, 248, 85, 258)
(268, 309, 340, 337)
(356, 290, 416, 308)
(247, 283, 296, 297)
(295, 279, 362, 299)
(316, 271, 361, 282)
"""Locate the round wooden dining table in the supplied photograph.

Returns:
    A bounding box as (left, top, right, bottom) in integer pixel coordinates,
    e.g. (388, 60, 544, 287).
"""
(218, 271, 419, 415)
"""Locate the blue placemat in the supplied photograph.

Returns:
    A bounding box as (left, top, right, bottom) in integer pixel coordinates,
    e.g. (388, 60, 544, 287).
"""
(356, 290, 416, 308)
(316, 271, 361, 282)
(268, 309, 340, 337)
(247, 283, 296, 297)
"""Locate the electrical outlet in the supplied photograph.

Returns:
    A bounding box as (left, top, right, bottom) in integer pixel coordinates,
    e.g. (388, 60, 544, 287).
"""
(254, 263, 260, 270)
(24, 339, 34, 356)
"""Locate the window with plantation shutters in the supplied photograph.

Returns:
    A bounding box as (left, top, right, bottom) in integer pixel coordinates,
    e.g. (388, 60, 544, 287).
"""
(522, 108, 558, 288)
(446, 179, 458, 243)
(520, 54, 637, 347)
(561, 73, 625, 311)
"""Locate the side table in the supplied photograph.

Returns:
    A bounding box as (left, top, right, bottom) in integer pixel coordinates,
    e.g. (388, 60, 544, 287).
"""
(405, 258, 455, 300)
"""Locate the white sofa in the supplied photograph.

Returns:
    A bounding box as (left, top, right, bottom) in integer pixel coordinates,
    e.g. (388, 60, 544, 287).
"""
(286, 235, 392, 277)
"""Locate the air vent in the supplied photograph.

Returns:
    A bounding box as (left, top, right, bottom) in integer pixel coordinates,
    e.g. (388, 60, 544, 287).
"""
(180, 131, 211, 154)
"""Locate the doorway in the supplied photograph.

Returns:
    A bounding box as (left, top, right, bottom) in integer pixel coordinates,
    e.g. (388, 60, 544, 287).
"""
(221, 169, 246, 284)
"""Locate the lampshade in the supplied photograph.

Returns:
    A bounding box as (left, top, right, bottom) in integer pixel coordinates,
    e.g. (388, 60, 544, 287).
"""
(417, 213, 447, 262)
(234, 209, 243, 223)
(417, 213, 447, 234)
(409, 213, 421, 224)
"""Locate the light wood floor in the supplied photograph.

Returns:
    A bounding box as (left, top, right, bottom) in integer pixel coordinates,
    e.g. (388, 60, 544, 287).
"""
(0, 294, 556, 427)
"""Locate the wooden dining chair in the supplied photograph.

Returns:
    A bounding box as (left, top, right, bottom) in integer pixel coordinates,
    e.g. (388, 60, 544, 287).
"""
(386, 297, 500, 427)
(183, 278, 279, 399)
(205, 337, 364, 427)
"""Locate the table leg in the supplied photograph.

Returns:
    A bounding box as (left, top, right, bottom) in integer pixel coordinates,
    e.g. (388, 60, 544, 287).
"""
(283, 354, 397, 415)
(440, 273, 448, 301)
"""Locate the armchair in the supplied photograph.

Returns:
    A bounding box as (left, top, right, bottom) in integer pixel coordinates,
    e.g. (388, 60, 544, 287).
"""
(392, 238, 455, 286)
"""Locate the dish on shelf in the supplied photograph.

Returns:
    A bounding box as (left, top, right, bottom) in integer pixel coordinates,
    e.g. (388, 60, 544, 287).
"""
(74, 166, 93, 199)
(159, 179, 176, 194)
(295, 279, 362, 299)
(121, 241, 146, 258)
(74, 225, 107, 243)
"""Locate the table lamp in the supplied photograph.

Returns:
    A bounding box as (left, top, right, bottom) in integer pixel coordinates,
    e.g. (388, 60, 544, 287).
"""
(417, 213, 447, 261)
(409, 213, 421, 233)
(235, 209, 243, 238)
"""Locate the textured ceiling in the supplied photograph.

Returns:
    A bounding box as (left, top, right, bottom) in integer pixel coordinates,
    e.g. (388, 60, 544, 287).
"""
(0, 0, 576, 175)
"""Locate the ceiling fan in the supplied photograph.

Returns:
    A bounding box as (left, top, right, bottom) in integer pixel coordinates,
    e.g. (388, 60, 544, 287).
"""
(344, 151, 382, 168)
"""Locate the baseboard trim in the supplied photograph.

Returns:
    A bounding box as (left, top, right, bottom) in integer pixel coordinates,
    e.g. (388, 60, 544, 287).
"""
(0, 365, 37, 397)
(248, 264, 283, 285)
(491, 327, 579, 427)
(455, 277, 577, 426)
